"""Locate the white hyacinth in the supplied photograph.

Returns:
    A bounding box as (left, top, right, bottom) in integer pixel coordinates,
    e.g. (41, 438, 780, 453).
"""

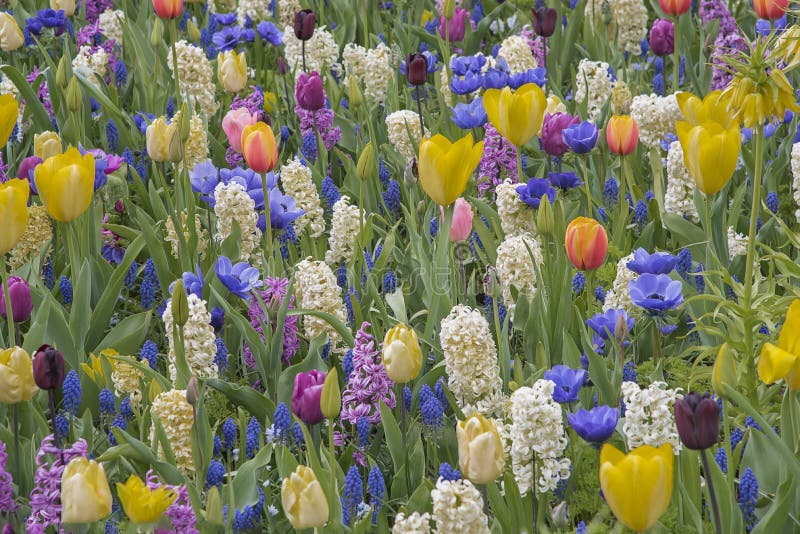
(630, 94, 682, 150)
(439, 305, 503, 415)
(392, 512, 431, 534)
(495, 233, 543, 315)
(431, 478, 490, 534)
(664, 141, 699, 222)
(495, 179, 537, 237)
(343, 42, 396, 104)
(167, 41, 219, 117)
(621, 381, 682, 453)
(162, 293, 219, 381)
(727, 226, 748, 260)
(497, 35, 537, 74)
(282, 25, 341, 76)
(325, 196, 361, 265)
(214, 182, 262, 264)
(509, 380, 571, 494)
(575, 59, 615, 120)
(294, 258, 349, 351)
(603, 253, 637, 313)
(386, 110, 429, 162)
(279, 158, 326, 238)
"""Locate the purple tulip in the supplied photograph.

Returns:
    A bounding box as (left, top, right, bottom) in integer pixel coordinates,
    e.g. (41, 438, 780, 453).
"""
(0, 276, 33, 322)
(568, 406, 619, 444)
(541, 112, 580, 157)
(17, 156, 42, 187)
(649, 19, 675, 56)
(295, 71, 326, 111)
(674, 392, 719, 450)
(292, 370, 327, 425)
(438, 7, 469, 42)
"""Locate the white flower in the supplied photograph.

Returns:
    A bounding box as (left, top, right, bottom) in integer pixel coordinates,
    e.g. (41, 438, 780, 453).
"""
(98, 9, 125, 44)
(386, 110, 429, 162)
(72, 45, 109, 87)
(664, 141, 698, 222)
(162, 293, 218, 381)
(279, 158, 325, 238)
(167, 41, 219, 117)
(509, 380, 571, 494)
(495, 179, 537, 237)
(611, 0, 648, 55)
(283, 25, 341, 76)
(325, 196, 361, 265)
(621, 381, 682, 453)
(727, 227, 748, 260)
(792, 142, 800, 223)
(603, 253, 637, 313)
(575, 59, 614, 120)
(495, 233, 542, 316)
(630, 94, 682, 150)
(236, 0, 272, 25)
(392, 512, 432, 534)
(343, 42, 396, 104)
(497, 35, 537, 74)
(214, 182, 262, 264)
(294, 258, 349, 352)
(151, 389, 195, 474)
(431, 478, 490, 534)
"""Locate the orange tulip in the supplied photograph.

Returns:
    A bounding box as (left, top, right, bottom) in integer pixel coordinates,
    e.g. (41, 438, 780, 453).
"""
(152, 0, 183, 19)
(565, 217, 608, 271)
(753, 0, 787, 20)
(606, 115, 639, 156)
(658, 0, 691, 15)
(241, 122, 279, 174)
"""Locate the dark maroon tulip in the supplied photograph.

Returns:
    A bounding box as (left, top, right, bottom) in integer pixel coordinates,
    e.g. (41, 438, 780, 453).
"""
(277, 56, 289, 75)
(295, 70, 326, 111)
(292, 369, 327, 425)
(532, 7, 557, 37)
(405, 53, 428, 86)
(674, 392, 720, 450)
(293, 9, 316, 41)
(649, 19, 675, 56)
(0, 276, 33, 323)
(32, 344, 66, 391)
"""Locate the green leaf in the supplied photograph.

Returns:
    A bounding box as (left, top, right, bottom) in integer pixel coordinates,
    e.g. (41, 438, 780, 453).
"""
(69, 260, 93, 355)
(0, 66, 53, 130)
(232, 446, 272, 509)
(379, 400, 406, 495)
(751, 478, 796, 534)
(94, 311, 152, 355)
(205, 378, 275, 421)
(287, 308, 355, 347)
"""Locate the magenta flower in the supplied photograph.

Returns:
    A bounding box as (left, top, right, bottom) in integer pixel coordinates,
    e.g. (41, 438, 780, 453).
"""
(292, 369, 327, 425)
(540, 112, 580, 157)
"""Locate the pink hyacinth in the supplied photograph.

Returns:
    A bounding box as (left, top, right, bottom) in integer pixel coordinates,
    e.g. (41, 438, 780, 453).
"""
(340, 322, 396, 424)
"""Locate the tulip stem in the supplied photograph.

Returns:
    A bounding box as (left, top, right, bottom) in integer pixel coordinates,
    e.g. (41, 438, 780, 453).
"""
(168, 20, 182, 104)
(261, 172, 274, 271)
(672, 15, 680, 92)
(301, 40, 307, 72)
(396, 382, 410, 495)
(415, 86, 425, 135)
(701, 448, 723, 534)
(582, 156, 592, 217)
(1, 256, 15, 347)
(12, 404, 20, 496)
(742, 128, 763, 404)
(327, 418, 337, 507)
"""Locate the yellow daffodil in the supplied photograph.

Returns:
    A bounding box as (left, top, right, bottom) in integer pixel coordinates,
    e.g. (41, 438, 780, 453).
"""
(599, 443, 674, 533)
(82, 349, 116, 385)
(483, 83, 547, 146)
(61, 458, 113, 524)
(758, 299, 800, 389)
(0, 94, 18, 146)
(675, 91, 741, 195)
(418, 133, 483, 206)
(34, 147, 95, 222)
(0, 346, 38, 404)
(456, 413, 505, 484)
(0, 178, 30, 256)
(117, 474, 176, 525)
(217, 50, 248, 93)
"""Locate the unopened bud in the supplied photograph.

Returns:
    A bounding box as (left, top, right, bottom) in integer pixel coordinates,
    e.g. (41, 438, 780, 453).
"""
(356, 142, 376, 181)
(56, 57, 68, 89)
(32, 344, 66, 391)
(206, 487, 224, 525)
(536, 195, 554, 236)
(614, 314, 629, 344)
(151, 18, 164, 47)
(178, 104, 191, 143)
(172, 279, 189, 327)
(348, 75, 363, 107)
(551, 502, 569, 529)
(712, 343, 738, 402)
(187, 20, 201, 42)
(320, 368, 341, 419)
(66, 77, 82, 113)
(442, 0, 455, 19)
(186, 376, 200, 408)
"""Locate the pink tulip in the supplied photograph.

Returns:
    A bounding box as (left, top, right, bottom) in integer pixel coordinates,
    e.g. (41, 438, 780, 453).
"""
(222, 108, 259, 153)
(441, 198, 473, 242)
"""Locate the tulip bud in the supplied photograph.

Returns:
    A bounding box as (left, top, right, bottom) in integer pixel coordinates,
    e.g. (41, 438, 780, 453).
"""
(178, 104, 191, 143)
(293, 9, 316, 41)
(531, 7, 557, 37)
(51, 0, 77, 17)
(241, 122, 279, 173)
(601, 0, 613, 25)
(442, 0, 455, 19)
(295, 70, 326, 111)
(320, 367, 341, 419)
(151, 17, 164, 47)
(56, 57, 69, 89)
(447, 198, 473, 242)
(674, 392, 719, 450)
(149, 378, 163, 402)
(66, 77, 82, 113)
(186, 375, 199, 408)
(405, 53, 428, 86)
(0, 276, 33, 323)
(187, 19, 201, 42)
(61, 458, 113, 524)
(753, 0, 788, 20)
(217, 50, 248, 93)
(348, 75, 363, 107)
(551, 502, 570, 529)
(206, 486, 224, 525)
(614, 313, 629, 345)
(0, 346, 38, 403)
(536, 196, 554, 236)
(357, 142, 376, 181)
(564, 217, 608, 271)
(34, 344, 66, 392)
(277, 56, 289, 76)
(649, 19, 675, 56)
(281, 465, 329, 529)
(172, 279, 189, 327)
(382, 323, 423, 383)
(712, 343, 738, 401)
(658, 0, 692, 16)
(456, 413, 505, 484)
(606, 115, 639, 156)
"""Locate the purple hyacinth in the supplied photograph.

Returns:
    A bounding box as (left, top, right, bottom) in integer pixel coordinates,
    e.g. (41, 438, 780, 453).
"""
(296, 107, 342, 151)
(26, 436, 89, 532)
(340, 322, 396, 424)
(231, 86, 266, 120)
(0, 442, 15, 513)
(27, 68, 54, 120)
(244, 277, 300, 366)
(477, 123, 518, 196)
(711, 32, 748, 90)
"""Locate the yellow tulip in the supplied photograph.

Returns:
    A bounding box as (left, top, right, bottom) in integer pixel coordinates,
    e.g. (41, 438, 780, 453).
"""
(676, 91, 735, 128)
(0, 94, 18, 146)
(34, 131, 63, 161)
(117, 474, 176, 525)
(217, 50, 248, 93)
(61, 458, 113, 524)
(34, 147, 95, 222)
(0, 346, 38, 404)
(483, 83, 547, 146)
(675, 120, 740, 196)
(0, 178, 30, 256)
(546, 94, 567, 115)
(50, 0, 77, 16)
(145, 116, 182, 163)
(281, 465, 329, 529)
(456, 413, 505, 484)
(0, 12, 24, 52)
(758, 299, 800, 389)
(599, 443, 674, 533)
(417, 133, 483, 206)
(382, 323, 422, 383)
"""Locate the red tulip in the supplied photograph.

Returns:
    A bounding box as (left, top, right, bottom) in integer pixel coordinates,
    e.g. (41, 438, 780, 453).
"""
(152, 0, 183, 19)
(658, 0, 691, 15)
(753, 0, 788, 20)
(565, 217, 608, 271)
